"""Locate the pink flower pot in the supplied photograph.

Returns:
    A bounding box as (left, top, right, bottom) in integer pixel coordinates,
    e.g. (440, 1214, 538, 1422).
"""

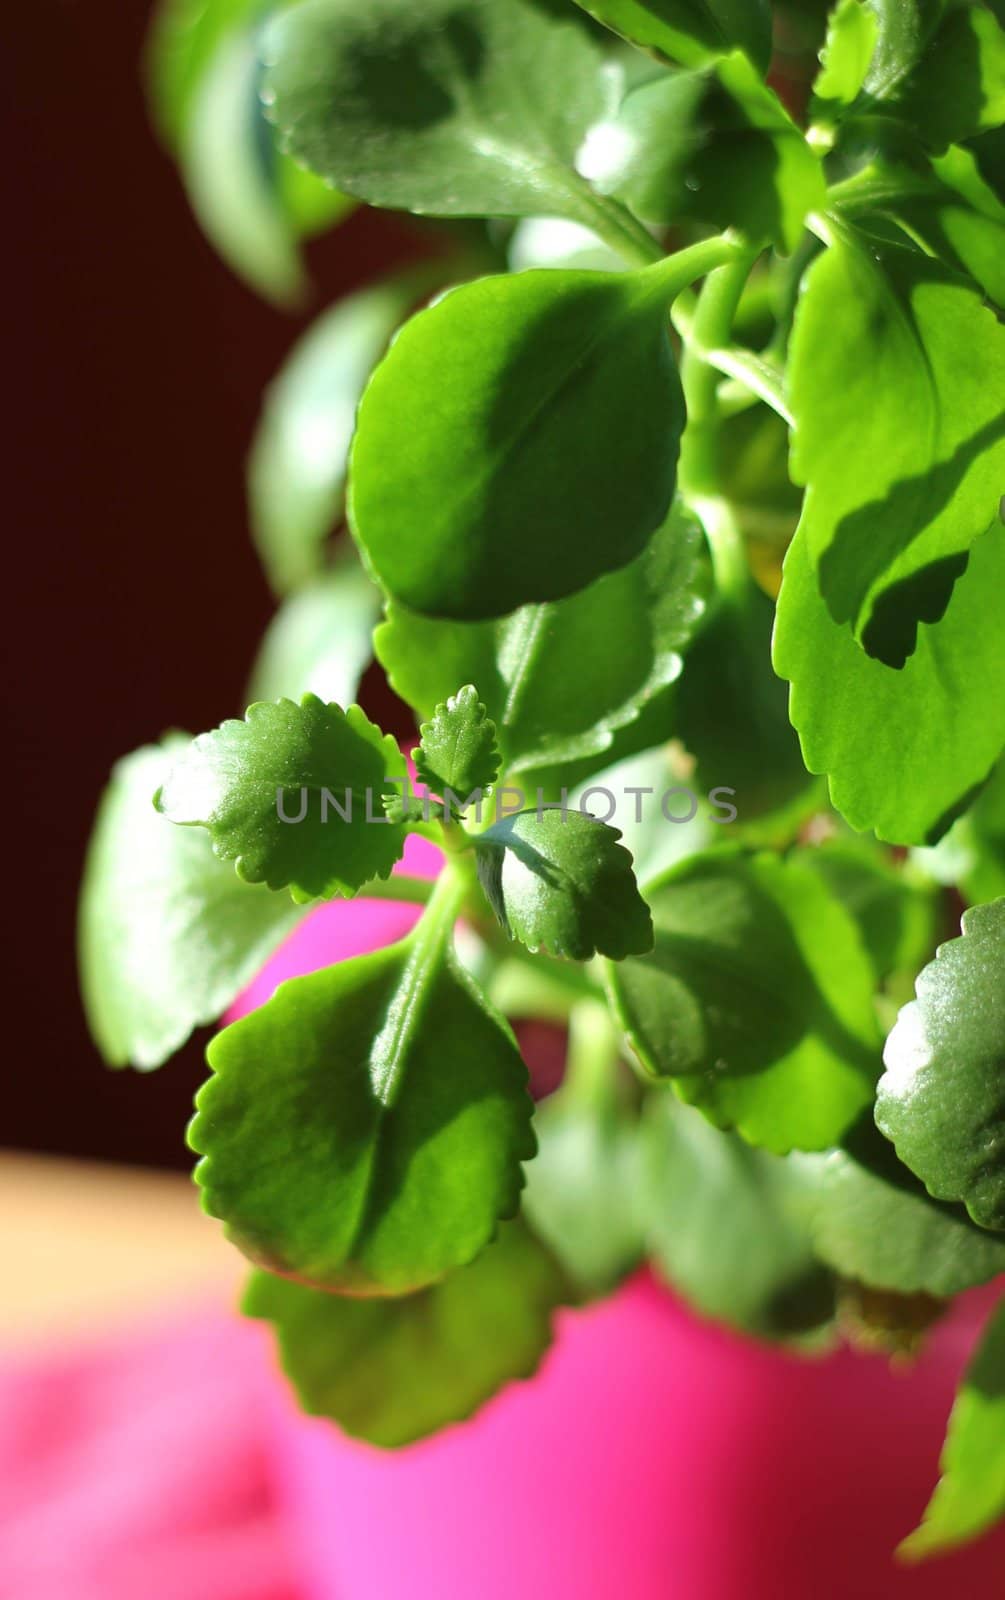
(233, 856, 1005, 1599)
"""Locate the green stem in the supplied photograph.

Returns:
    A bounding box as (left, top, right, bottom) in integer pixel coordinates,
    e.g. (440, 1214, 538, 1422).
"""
(359, 873, 435, 906)
(574, 189, 667, 267)
(640, 233, 753, 304)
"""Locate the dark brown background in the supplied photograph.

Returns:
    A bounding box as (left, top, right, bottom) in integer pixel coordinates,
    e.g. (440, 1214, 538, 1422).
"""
(6, 1, 418, 1167)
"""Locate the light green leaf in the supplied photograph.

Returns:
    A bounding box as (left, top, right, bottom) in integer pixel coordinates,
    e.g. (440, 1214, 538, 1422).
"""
(788, 229, 1005, 666)
(569, 0, 773, 73)
(811, 0, 878, 121)
(246, 560, 380, 707)
(641, 1090, 836, 1338)
(794, 1119, 1005, 1296)
(605, 849, 880, 1152)
(375, 499, 710, 775)
(193, 889, 535, 1292)
(522, 1002, 646, 1294)
(877, 900, 1005, 1231)
(155, 695, 407, 900)
(146, 0, 260, 146)
(476, 808, 654, 961)
(588, 53, 826, 251)
(773, 518, 1005, 847)
(800, 840, 937, 986)
(899, 1298, 1005, 1560)
(248, 277, 429, 595)
(415, 686, 501, 800)
(872, 3, 1005, 152)
(350, 264, 693, 620)
(263, 0, 618, 222)
(79, 739, 304, 1071)
(243, 1219, 567, 1445)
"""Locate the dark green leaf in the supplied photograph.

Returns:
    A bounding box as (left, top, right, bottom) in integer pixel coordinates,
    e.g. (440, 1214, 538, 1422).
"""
(350, 265, 690, 620)
(263, 0, 616, 221)
(811, 0, 879, 122)
(605, 848, 880, 1152)
(857, 0, 945, 106)
(243, 1219, 567, 1445)
(588, 53, 826, 250)
(193, 893, 535, 1292)
(570, 0, 773, 73)
(79, 739, 304, 1071)
(800, 839, 937, 986)
(375, 499, 710, 774)
(522, 1002, 646, 1294)
(155, 695, 408, 901)
(476, 807, 653, 961)
(415, 686, 501, 800)
(246, 561, 380, 707)
(869, 4, 1005, 152)
(899, 1298, 1005, 1560)
(773, 518, 1005, 846)
(248, 277, 430, 594)
(788, 229, 1005, 665)
(641, 1090, 836, 1338)
(877, 900, 1005, 1231)
(793, 1117, 1005, 1295)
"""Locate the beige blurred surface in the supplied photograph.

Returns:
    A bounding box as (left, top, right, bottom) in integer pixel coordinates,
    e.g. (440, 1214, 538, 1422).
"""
(0, 1150, 242, 1348)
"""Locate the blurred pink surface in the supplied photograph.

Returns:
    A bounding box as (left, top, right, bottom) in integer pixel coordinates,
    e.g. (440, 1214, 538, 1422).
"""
(6, 852, 1002, 1598)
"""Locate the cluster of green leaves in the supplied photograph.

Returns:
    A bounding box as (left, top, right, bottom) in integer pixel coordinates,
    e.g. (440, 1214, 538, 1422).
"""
(79, 0, 1005, 1558)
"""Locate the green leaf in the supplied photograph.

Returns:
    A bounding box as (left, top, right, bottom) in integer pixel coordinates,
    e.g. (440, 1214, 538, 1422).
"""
(155, 695, 408, 901)
(476, 807, 653, 961)
(350, 264, 690, 620)
(788, 229, 1005, 666)
(415, 686, 501, 801)
(857, 0, 945, 106)
(243, 1218, 567, 1445)
(248, 277, 430, 595)
(773, 518, 1005, 846)
(793, 1116, 1005, 1295)
(605, 849, 880, 1152)
(899, 1298, 1005, 1560)
(522, 1002, 646, 1294)
(193, 885, 535, 1292)
(79, 739, 305, 1071)
(870, 3, 1005, 152)
(375, 499, 710, 775)
(811, 0, 879, 121)
(877, 900, 1005, 1231)
(641, 1090, 836, 1338)
(800, 840, 937, 986)
(587, 53, 826, 251)
(246, 560, 380, 707)
(263, 0, 618, 222)
(569, 0, 773, 73)
(146, 0, 259, 146)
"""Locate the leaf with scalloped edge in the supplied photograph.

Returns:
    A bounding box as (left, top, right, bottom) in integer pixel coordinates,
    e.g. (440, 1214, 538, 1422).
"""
(155, 695, 407, 901)
(605, 849, 880, 1153)
(79, 738, 305, 1071)
(570, 0, 772, 73)
(242, 1219, 569, 1446)
(475, 808, 653, 962)
(192, 904, 536, 1294)
(877, 900, 1005, 1232)
(788, 230, 1005, 666)
(773, 518, 1005, 847)
(415, 686, 501, 801)
(811, 0, 878, 124)
(899, 1298, 1005, 1560)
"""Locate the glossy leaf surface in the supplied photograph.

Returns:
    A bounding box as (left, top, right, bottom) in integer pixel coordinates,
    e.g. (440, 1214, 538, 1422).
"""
(415, 686, 501, 800)
(193, 912, 535, 1292)
(877, 900, 1005, 1231)
(570, 0, 772, 72)
(243, 1219, 566, 1445)
(606, 849, 880, 1152)
(350, 266, 686, 619)
(155, 696, 407, 900)
(79, 740, 304, 1070)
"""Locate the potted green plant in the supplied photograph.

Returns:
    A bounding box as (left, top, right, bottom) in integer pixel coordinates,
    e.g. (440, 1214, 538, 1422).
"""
(80, 0, 1005, 1590)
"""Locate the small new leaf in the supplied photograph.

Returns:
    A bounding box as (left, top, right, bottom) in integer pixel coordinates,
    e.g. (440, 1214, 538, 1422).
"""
(243, 1220, 568, 1447)
(899, 1299, 1005, 1560)
(877, 900, 1005, 1231)
(476, 808, 653, 962)
(415, 685, 501, 801)
(155, 695, 407, 901)
(192, 915, 535, 1294)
